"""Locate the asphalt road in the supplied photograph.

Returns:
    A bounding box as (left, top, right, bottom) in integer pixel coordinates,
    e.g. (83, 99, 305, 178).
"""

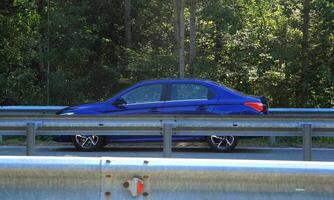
(0, 145, 334, 161)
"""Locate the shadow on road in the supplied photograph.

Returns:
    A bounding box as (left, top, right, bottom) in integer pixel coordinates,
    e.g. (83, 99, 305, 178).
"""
(48, 146, 271, 154)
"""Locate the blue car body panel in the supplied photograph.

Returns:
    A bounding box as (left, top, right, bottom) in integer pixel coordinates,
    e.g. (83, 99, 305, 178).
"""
(54, 79, 264, 143)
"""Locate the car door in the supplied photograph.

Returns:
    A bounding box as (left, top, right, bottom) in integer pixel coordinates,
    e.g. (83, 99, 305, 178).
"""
(108, 83, 166, 115)
(161, 83, 217, 114)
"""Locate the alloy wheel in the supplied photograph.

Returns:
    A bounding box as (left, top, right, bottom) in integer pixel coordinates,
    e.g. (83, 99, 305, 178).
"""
(75, 135, 100, 150)
(210, 135, 235, 151)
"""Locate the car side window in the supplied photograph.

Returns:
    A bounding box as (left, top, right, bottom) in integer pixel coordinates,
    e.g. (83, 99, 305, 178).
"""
(171, 84, 212, 101)
(121, 84, 163, 104)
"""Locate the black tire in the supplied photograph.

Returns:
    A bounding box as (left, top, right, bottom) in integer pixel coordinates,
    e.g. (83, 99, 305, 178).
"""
(207, 135, 238, 152)
(72, 135, 106, 151)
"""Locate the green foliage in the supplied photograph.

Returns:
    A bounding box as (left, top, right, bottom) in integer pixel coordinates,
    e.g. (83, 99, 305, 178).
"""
(0, 68, 43, 105)
(0, 0, 42, 105)
(0, 0, 332, 107)
(125, 47, 178, 82)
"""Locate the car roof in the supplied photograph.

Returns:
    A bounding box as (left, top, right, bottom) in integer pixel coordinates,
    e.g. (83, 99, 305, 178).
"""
(138, 78, 216, 85)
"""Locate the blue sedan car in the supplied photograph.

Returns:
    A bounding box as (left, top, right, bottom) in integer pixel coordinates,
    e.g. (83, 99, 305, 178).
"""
(55, 79, 268, 152)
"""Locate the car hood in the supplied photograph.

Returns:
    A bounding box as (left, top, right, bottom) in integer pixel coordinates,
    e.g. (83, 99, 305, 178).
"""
(56, 102, 107, 114)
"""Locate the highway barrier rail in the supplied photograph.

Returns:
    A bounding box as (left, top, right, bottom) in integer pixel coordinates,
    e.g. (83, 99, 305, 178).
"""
(0, 156, 334, 200)
(0, 113, 333, 160)
(1, 106, 333, 149)
(1, 106, 334, 115)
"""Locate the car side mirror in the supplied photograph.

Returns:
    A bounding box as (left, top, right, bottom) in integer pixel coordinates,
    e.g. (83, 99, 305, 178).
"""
(112, 98, 126, 107)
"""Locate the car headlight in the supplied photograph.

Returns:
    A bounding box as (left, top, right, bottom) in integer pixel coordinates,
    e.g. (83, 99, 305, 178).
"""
(60, 112, 74, 115)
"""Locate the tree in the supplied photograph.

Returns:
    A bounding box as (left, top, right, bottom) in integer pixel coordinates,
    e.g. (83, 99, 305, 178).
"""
(300, 0, 310, 106)
(174, 0, 185, 78)
(189, 0, 196, 77)
(0, 0, 43, 105)
(124, 0, 132, 48)
(0, 0, 332, 108)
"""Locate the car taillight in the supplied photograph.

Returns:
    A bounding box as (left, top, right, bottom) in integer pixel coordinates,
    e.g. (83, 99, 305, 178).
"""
(244, 102, 263, 112)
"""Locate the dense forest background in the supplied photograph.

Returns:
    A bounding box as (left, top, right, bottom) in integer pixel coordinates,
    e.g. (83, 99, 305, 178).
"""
(0, 0, 333, 107)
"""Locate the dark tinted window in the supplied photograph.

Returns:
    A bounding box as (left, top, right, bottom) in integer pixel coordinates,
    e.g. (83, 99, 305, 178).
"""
(122, 84, 163, 104)
(171, 84, 211, 101)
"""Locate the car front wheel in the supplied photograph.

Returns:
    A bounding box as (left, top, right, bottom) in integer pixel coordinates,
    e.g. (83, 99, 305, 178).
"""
(72, 135, 106, 151)
(207, 135, 238, 152)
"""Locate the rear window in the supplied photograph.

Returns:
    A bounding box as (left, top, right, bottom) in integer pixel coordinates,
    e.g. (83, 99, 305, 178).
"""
(171, 84, 212, 101)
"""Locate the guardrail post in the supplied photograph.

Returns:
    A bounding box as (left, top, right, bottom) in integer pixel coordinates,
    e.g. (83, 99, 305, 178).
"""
(163, 123, 173, 158)
(302, 124, 312, 161)
(269, 136, 276, 144)
(26, 123, 36, 156)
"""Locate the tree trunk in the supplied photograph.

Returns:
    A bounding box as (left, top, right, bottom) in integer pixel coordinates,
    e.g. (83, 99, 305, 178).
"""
(189, 0, 196, 77)
(35, 0, 45, 74)
(173, 0, 180, 50)
(213, 30, 222, 62)
(36, 0, 50, 104)
(178, 0, 185, 78)
(124, 0, 132, 48)
(300, 0, 310, 106)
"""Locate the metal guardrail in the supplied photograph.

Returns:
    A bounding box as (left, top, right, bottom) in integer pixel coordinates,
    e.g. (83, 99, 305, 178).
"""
(1, 106, 332, 147)
(1, 156, 334, 200)
(1, 106, 334, 115)
(0, 106, 65, 115)
(0, 114, 333, 160)
(270, 108, 334, 114)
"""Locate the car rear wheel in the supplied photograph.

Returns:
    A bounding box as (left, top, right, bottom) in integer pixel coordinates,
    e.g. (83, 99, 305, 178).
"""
(207, 135, 238, 152)
(73, 135, 106, 151)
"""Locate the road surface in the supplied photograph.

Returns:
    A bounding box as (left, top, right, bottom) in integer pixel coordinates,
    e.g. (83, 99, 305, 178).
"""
(0, 145, 334, 161)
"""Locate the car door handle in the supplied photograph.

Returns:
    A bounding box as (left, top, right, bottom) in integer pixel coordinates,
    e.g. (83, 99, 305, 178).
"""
(197, 105, 207, 111)
(149, 108, 159, 112)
